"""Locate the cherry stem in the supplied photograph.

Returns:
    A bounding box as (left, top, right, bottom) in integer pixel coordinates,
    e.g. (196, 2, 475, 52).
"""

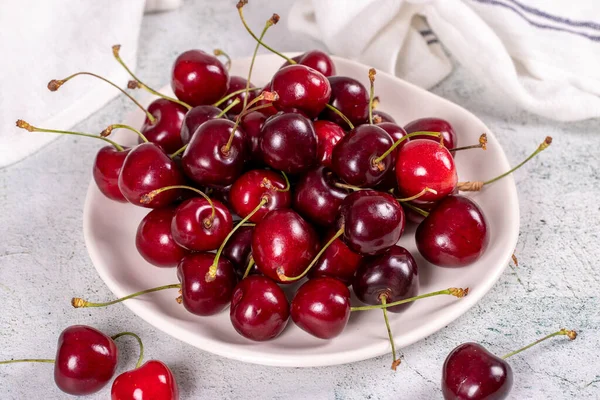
(141, 185, 216, 225)
(245, 14, 279, 108)
(325, 104, 354, 130)
(237, 1, 295, 64)
(48, 71, 156, 124)
(216, 98, 241, 118)
(450, 134, 487, 153)
(243, 257, 255, 279)
(101, 124, 148, 143)
(380, 296, 401, 371)
(396, 187, 437, 202)
(334, 182, 364, 191)
(112, 45, 192, 110)
(458, 136, 552, 191)
(71, 283, 181, 308)
(402, 202, 430, 218)
(16, 120, 124, 151)
(223, 92, 276, 154)
(241, 102, 276, 115)
(278, 226, 344, 282)
(207, 197, 269, 281)
(170, 144, 187, 159)
(111, 331, 144, 369)
(368, 68, 376, 125)
(371, 96, 380, 110)
(213, 49, 232, 71)
(0, 359, 54, 365)
(261, 171, 290, 193)
(501, 328, 577, 360)
(372, 131, 442, 166)
(213, 87, 262, 107)
(350, 287, 469, 311)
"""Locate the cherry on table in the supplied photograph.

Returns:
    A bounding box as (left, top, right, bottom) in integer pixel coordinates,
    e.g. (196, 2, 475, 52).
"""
(405, 117, 457, 150)
(171, 49, 229, 106)
(180, 105, 223, 145)
(140, 98, 187, 154)
(313, 120, 346, 168)
(111, 360, 179, 400)
(136, 207, 189, 268)
(321, 76, 369, 129)
(270, 64, 331, 118)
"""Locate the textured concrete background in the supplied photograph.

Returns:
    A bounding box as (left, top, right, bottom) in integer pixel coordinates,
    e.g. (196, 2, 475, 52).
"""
(1, 1, 599, 398)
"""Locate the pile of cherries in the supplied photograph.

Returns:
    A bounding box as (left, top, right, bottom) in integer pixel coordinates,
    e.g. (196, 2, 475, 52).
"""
(7, 2, 571, 399)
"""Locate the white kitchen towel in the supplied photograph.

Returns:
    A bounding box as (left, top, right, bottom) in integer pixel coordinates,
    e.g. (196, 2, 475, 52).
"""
(288, 0, 600, 121)
(0, 0, 181, 169)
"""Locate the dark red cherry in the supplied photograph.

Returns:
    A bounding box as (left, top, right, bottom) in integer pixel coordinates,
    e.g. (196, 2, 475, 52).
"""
(118, 143, 184, 208)
(54, 325, 118, 395)
(309, 232, 362, 286)
(337, 190, 405, 255)
(252, 209, 319, 283)
(240, 111, 267, 160)
(313, 120, 345, 168)
(442, 343, 512, 400)
(180, 105, 222, 145)
(331, 124, 394, 187)
(230, 169, 291, 223)
(376, 122, 409, 190)
(404, 117, 457, 149)
(321, 76, 369, 128)
(140, 99, 186, 154)
(177, 253, 237, 316)
(222, 225, 254, 278)
(230, 275, 290, 341)
(416, 195, 489, 267)
(395, 139, 457, 202)
(171, 50, 229, 106)
(260, 112, 317, 174)
(254, 85, 279, 117)
(93, 146, 130, 202)
(293, 166, 348, 227)
(136, 207, 189, 268)
(111, 360, 179, 400)
(373, 110, 396, 124)
(291, 277, 351, 339)
(220, 76, 256, 116)
(279, 55, 302, 69)
(181, 119, 247, 186)
(208, 183, 233, 209)
(270, 65, 331, 118)
(171, 197, 232, 251)
(299, 50, 336, 77)
(352, 245, 418, 313)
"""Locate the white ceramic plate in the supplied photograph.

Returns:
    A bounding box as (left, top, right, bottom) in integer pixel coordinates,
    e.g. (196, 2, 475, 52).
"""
(83, 53, 519, 367)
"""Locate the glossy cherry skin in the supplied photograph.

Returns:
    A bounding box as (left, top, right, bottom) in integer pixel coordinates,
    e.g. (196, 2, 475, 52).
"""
(404, 117, 457, 150)
(313, 120, 345, 168)
(416, 195, 489, 267)
(230, 169, 291, 223)
(373, 110, 396, 124)
(171, 197, 232, 251)
(293, 166, 348, 227)
(222, 225, 254, 278)
(282, 50, 336, 77)
(136, 207, 189, 268)
(118, 143, 184, 208)
(93, 146, 130, 202)
(221, 76, 256, 116)
(252, 209, 319, 283)
(331, 124, 394, 187)
(396, 139, 457, 202)
(337, 190, 405, 255)
(270, 65, 331, 118)
(181, 119, 247, 186)
(177, 253, 237, 316)
(260, 112, 317, 174)
(240, 111, 267, 160)
(141, 99, 187, 154)
(180, 105, 222, 145)
(291, 277, 351, 339)
(376, 122, 409, 190)
(230, 275, 290, 341)
(171, 50, 229, 106)
(309, 232, 362, 286)
(321, 76, 369, 128)
(442, 343, 513, 400)
(111, 360, 179, 400)
(352, 245, 418, 313)
(54, 325, 118, 396)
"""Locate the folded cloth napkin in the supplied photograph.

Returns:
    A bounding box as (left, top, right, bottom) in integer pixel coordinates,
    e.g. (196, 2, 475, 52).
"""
(288, 0, 600, 121)
(0, 0, 181, 169)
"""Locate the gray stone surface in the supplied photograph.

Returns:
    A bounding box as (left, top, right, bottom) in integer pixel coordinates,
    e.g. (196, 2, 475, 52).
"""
(1, 1, 599, 398)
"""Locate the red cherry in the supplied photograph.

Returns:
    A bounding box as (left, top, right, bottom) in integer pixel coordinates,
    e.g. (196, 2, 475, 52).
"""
(111, 360, 179, 400)
(313, 120, 345, 168)
(252, 209, 319, 283)
(220, 76, 256, 116)
(222, 225, 254, 278)
(270, 65, 331, 118)
(171, 50, 229, 106)
(395, 139, 457, 202)
(136, 207, 189, 268)
(93, 146, 130, 202)
(180, 105, 222, 145)
(373, 110, 396, 124)
(291, 277, 351, 339)
(375, 122, 409, 191)
(230, 275, 290, 341)
(240, 111, 267, 160)
(416, 195, 489, 267)
(171, 197, 232, 251)
(281, 51, 336, 77)
(309, 232, 362, 286)
(321, 76, 369, 128)
(404, 117, 457, 149)
(140, 99, 186, 154)
(177, 253, 237, 316)
(54, 325, 118, 395)
(118, 143, 185, 208)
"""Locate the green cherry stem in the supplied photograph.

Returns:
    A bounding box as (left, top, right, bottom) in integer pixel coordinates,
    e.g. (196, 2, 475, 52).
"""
(111, 331, 144, 369)
(0, 358, 54, 365)
(101, 124, 148, 143)
(402, 202, 430, 218)
(213, 87, 262, 108)
(170, 144, 187, 159)
(216, 98, 241, 118)
(350, 287, 469, 312)
(141, 185, 216, 225)
(372, 131, 442, 167)
(71, 283, 182, 308)
(502, 328, 577, 360)
(112, 45, 192, 110)
(213, 49, 232, 71)
(243, 257, 255, 279)
(16, 120, 124, 151)
(368, 68, 376, 125)
(450, 133, 488, 153)
(380, 296, 402, 371)
(334, 182, 364, 192)
(396, 187, 437, 203)
(324, 104, 354, 130)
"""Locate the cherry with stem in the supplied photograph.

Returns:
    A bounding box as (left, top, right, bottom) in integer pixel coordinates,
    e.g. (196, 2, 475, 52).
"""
(71, 283, 181, 309)
(395, 187, 437, 202)
(350, 287, 469, 312)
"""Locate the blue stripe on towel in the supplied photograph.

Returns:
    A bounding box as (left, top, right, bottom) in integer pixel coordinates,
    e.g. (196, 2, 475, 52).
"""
(506, 0, 600, 31)
(471, 0, 600, 42)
